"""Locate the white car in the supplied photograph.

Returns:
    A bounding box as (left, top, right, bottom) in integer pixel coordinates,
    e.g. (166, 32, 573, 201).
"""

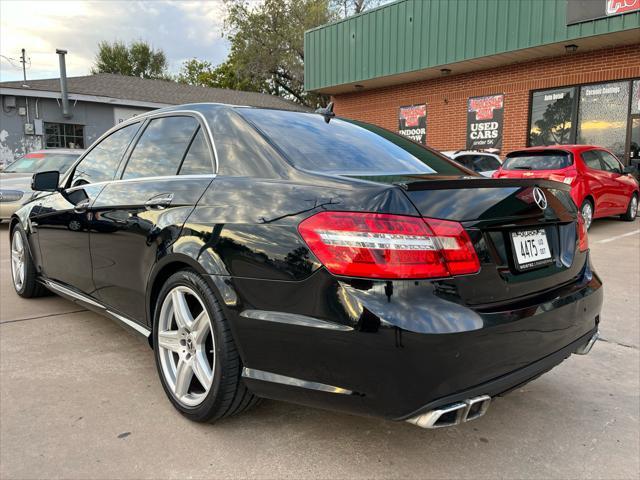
(442, 150, 502, 177)
(1, 149, 83, 221)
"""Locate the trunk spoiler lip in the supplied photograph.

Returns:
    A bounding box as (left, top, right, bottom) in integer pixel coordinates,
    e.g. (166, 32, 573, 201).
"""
(400, 177, 570, 192)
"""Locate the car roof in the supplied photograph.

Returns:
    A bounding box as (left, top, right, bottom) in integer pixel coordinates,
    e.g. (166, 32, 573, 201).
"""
(506, 145, 603, 155)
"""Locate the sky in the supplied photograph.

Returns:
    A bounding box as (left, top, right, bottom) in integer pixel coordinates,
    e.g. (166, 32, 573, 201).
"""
(0, 0, 232, 82)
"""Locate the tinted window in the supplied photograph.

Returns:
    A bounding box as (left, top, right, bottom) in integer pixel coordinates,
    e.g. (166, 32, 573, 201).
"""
(582, 150, 602, 170)
(529, 87, 576, 146)
(503, 152, 571, 171)
(455, 155, 474, 169)
(71, 123, 139, 185)
(599, 151, 622, 174)
(238, 109, 465, 175)
(123, 116, 198, 179)
(471, 155, 501, 171)
(179, 128, 213, 175)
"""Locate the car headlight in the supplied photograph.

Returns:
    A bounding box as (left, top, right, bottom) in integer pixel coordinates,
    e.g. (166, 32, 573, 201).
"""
(0, 190, 24, 202)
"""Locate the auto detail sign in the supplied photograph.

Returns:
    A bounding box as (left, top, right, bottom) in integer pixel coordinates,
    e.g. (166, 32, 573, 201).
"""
(398, 104, 427, 144)
(466, 94, 504, 151)
(567, 0, 640, 24)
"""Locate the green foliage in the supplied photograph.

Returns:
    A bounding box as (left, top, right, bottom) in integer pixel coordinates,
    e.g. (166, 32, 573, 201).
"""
(177, 58, 265, 92)
(91, 40, 169, 80)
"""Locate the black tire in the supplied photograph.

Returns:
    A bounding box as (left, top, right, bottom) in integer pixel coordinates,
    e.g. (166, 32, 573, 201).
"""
(580, 199, 594, 230)
(621, 193, 638, 222)
(152, 269, 260, 423)
(10, 225, 48, 298)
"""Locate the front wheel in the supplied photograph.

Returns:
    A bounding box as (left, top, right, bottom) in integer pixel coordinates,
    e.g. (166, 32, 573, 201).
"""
(10, 225, 48, 298)
(580, 200, 594, 230)
(153, 269, 259, 422)
(621, 194, 638, 222)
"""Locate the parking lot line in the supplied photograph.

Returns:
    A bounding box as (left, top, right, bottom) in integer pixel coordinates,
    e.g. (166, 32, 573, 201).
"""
(595, 229, 640, 244)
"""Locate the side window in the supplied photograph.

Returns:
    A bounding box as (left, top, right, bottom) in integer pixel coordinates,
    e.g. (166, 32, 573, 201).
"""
(122, 116, 198, 179)
(455, 155, 474, 169)
(70, 123, 140, 186)
(598, 151, 622, 174)
(179, 128, 213, 175)
(582, 150, 602, 171)
(473, 155, 501, 172)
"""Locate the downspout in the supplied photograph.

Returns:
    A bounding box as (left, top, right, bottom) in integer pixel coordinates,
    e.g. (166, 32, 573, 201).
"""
(56, 49, 72, 118)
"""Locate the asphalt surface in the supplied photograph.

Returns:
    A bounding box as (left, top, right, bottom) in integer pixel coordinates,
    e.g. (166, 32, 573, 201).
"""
(1, 218, 638, 479)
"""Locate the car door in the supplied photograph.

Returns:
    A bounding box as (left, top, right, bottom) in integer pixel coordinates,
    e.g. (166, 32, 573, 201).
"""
(89, 113, 215, 323)
(597, 150, 632, 213)
(580, 150, 609, 214)
(32, 122, 142, 293)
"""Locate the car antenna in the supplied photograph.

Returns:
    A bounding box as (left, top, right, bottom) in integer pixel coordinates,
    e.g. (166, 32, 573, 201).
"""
(315, 102, 335, 123)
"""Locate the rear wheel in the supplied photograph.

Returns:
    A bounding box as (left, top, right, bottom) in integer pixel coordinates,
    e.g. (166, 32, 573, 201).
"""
(10, 225, 47, 298)
(621, 194, 638, 222)
(153, 269, 259, 422)
(580, 199, 594, 230)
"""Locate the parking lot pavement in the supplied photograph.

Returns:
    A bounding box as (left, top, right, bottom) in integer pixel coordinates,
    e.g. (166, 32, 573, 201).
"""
(1, 219, 638, 480)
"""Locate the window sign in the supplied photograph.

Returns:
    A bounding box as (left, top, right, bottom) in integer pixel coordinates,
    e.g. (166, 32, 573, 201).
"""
(398, 104, 427, 145)
(577, 81, 629, 158)
(466, 94, 504, 151)
(529, 87, 576, 146)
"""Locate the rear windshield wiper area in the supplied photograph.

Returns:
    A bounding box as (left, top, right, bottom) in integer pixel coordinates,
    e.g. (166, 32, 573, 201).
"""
(510, 166, 532, 170)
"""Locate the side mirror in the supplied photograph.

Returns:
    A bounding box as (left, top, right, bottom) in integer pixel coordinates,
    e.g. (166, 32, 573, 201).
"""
(31, 171, 60, 192)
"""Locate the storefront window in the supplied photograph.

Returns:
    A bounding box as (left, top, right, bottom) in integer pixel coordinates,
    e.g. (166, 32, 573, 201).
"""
(577, 81, 629, 158)
(529, 87, 576, 146)
(632, 80, 640, 115)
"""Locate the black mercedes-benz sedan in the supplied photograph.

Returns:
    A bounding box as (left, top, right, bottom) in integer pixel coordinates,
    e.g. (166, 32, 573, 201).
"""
(9, 103, 602, 428)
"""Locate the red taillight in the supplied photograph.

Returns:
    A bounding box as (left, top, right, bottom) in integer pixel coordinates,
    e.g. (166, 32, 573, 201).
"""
(297, 212, 480, 279)
(25, 153, 45, 159)
(577, 214, 589, 252)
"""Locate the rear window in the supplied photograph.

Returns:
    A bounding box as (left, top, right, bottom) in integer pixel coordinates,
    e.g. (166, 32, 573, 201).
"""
(237, 109, 467, 176)
(503, 151, 572, 171)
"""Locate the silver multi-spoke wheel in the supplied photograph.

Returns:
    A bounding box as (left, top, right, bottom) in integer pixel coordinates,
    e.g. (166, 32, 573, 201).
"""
(10, 230, 26, 291)
(157, 286, 215, 407)
(630, 196, 638, 219)
(581, 202, 593, 230)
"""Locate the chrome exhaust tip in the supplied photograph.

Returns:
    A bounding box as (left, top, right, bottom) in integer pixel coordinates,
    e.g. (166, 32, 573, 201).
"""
(574, 330, 600, 355)
(406, 395, 491, 429)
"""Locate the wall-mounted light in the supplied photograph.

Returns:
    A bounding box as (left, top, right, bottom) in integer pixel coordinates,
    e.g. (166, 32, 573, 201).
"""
(354, 84, 364, 90)
(440, 68, 452, 76)
(565, 44, 578, 54)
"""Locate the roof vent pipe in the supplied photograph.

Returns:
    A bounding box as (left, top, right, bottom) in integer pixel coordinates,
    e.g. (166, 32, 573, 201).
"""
(56, 49, 72, 118)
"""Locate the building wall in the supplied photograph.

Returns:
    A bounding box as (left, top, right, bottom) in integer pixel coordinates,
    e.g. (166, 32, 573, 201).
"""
(0, 96, 149, 166)
(331, 44, 640, 155)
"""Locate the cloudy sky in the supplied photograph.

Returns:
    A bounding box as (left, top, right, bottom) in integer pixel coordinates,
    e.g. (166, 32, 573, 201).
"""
(0, 0, 232, 82)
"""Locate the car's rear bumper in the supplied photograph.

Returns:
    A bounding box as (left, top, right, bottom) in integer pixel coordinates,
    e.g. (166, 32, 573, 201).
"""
(216, 256, 603, 421)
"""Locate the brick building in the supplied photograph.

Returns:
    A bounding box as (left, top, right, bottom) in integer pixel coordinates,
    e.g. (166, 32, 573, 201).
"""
(304, 0, 640, 164)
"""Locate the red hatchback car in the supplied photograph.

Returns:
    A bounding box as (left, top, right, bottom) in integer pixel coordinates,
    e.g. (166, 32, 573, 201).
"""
(493, 145, 639, 229)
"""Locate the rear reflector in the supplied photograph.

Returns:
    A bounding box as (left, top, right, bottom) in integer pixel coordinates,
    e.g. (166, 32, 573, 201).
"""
(298, 212, 480, 279)
(577, 214, 588, 252)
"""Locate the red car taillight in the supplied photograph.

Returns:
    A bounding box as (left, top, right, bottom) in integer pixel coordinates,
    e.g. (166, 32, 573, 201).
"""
(577, 214, 589, 252)
(297, 212, 480, 279)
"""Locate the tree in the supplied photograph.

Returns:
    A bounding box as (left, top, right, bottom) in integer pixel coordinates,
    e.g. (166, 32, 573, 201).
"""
(330, 0, 385, 17)
(91, 40, 169, 79)
(177, 58, 265, 92)
(221, 0, 334, 108)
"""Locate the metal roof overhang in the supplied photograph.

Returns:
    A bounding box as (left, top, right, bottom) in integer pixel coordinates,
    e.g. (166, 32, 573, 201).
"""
(313, 29, 640, 95)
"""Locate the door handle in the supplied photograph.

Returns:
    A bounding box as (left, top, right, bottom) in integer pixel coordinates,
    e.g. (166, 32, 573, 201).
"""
(145, 193, 174, 210)
(74, 199, 91, 213)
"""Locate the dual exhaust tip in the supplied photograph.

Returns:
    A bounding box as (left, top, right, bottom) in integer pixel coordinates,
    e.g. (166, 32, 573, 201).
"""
(407, 395, 491, 429)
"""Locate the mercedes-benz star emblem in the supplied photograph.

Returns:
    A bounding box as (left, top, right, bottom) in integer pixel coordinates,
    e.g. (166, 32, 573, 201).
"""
(533, 187, 548, 210)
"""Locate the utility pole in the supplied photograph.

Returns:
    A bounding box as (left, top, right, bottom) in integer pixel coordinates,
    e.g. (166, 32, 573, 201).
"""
(20, 48, 27, 85)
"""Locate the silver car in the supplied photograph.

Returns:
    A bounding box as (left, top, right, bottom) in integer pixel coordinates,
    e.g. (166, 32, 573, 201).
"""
(0, 149, 84, 221)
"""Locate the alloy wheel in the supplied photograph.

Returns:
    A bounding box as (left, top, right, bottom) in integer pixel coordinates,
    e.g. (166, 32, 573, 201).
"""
(157, 286, 215, 407)
(631, 196, 638, 219)
(10, 231, 25, 291)
(581, 202, 593, 230)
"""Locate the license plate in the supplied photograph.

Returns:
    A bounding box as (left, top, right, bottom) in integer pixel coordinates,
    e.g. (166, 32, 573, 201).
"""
(510, 228, 552, 270)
